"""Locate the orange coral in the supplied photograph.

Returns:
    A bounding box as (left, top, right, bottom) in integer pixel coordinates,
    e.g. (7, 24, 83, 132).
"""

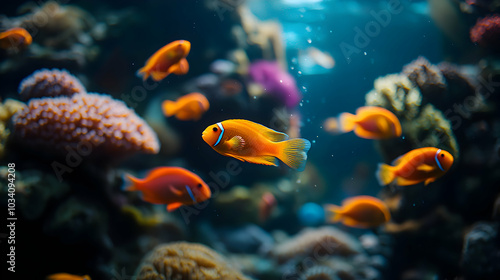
(272, 226, 362, 263)
(134, 242, 250, 280)
(13, 92, 159, 157)
(19, 69, 86, 100)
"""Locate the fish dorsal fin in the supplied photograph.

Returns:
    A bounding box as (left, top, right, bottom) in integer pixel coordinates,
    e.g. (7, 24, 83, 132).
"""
(227, 135, 246, 150)
(391, 154, 405, 166)
(167, 202, 183, 212)
(230, 119, 289, 142)
(145, 167, 171, 180)
(417, 164, 435, 172)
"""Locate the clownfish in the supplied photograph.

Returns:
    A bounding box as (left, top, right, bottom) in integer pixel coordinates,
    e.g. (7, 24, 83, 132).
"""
(327, 106, 402, 139)
(202, 119, 311, 171)
(46, 273, 91, 280)
(124, 167, 211, 212)
(137, 40, 191, 82)
(162, 92, 209, 121)
(324, 196, 391, 228)
(0, 27, 32, 50)
(376, 147, 454, 186)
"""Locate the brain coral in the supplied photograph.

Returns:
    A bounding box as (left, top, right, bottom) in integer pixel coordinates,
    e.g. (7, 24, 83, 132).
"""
(19, 68, 86, 100)
(13, 92, 159, 156)
(272, 226, 362, 263)
(134, 242, 250, 280)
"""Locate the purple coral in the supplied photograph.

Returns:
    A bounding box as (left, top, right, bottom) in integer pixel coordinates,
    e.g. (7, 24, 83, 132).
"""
(19, 68, 86, 100)
(248, 60, 302, 108)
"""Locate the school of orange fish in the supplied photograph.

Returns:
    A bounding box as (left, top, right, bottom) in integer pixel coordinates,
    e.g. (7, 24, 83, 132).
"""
(0, 34, 454, 279)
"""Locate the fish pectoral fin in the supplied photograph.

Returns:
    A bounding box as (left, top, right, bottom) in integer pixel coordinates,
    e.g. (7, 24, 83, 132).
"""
(170, 58, 189, 75)
(341, 217, 363, 228)
(150, 71, 169, 81)
(424, 177, 436, 186)
(417, 164, 435, 172)
(167, 202, 183, 212)
(376, 118, 390, 133)
(228, 135, 246, 150)
(169, 185, 184, 196)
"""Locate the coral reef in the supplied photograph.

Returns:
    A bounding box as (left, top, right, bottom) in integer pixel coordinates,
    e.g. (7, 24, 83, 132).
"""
(19, 68, 86, 100)
(134, 242, 250, 280)
(0, 98, 26, 159)
(470, 14, 500, 50)
(272, 226, 362, 263)
(402, 56, 447, 98)
(461, 222, 500, 277)
(13, 92, 160, 157)
(365, 74, 422, 121)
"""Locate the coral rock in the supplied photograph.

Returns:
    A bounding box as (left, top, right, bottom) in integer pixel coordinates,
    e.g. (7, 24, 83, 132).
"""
(272, 226, 362, 263)
(301, 266, 339, 280)
(470, 15, 500, 50)
(19, 68, 86, 100)
(134, 242, 250, 280)
(13, 92, 159, 157)
(402, 56, 447, 97)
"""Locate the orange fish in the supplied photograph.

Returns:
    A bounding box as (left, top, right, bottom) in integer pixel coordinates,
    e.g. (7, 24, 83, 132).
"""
(376, 147, 454, 186)
(137, 40, 191, 81)
(162, 92, 209, 121)
(202, 119, 311, 171)
(46, 273, 91, 280)
(329, 106, 402, 139)
(125, 167, 211, 212)
(0, 27, 32, 50)
(324, 196, 391, 228)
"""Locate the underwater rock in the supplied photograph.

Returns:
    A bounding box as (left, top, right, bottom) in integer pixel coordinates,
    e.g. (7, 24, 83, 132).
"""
(216, 224, 275, 254)
(13, 92, 160, 158)
(470, 15, 500, 51)
(300, 265, 339, 280)
(402, 57, 447, 98)
(461, 222, 500, 278)
(18, 68, 86, 100)
(134, 242, 250, 280)
(0, 167, 69, 220)
(0, 98, 25, 159)
(272, 226, 363, 263)
(298, 202, 326, 227)
(365, 74, 422, 121)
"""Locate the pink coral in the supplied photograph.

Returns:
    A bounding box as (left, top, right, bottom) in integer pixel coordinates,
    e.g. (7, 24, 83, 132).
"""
(13, 92, 159, 157)
(470, 15, 500, 50)
(19, 68, 86, 100)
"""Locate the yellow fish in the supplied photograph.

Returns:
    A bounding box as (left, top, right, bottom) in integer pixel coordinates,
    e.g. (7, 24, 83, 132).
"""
(202, 119, 311, 171)
(324, 196, 391, 228)
(137, 40, 190, 81)
(46, 273, 91, 280)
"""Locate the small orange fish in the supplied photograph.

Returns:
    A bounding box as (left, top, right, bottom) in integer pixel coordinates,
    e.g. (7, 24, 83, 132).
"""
(376, 147, 454, 186)
(162, 92, 209, 121)
(46, 273, 91, 280)
(0, 27, 32, 50)
(202, 119, 311, 171)
(324, 196, 391, 228)
(137, 40, 191, 81)
(125, 167, 211, 212)
(329, 106, 402, 139)
(259, 191, 277, 222)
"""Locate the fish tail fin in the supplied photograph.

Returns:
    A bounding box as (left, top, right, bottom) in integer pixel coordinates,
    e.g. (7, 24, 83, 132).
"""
(324, 204, 342, 223)
(122, 173, 142, 191)
(338, 112, 357, 132)
(277, 138, 311, 172)
(162, 100, 177, 117)
(136, 67, 149, 81)
(376, 163, 396, 186)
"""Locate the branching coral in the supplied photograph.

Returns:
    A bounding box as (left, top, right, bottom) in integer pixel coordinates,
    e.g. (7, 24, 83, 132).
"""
(13, 92, 160, 157)
(272, 227, 362, 263)
(134, 242, 250, 280)
(19, 68, 86, 100)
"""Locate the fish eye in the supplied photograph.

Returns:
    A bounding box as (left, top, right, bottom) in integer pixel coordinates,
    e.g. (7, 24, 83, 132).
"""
(213, 127, 218, 132)
(441, 153, 444, 158)
(197, 183, 202, 188)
